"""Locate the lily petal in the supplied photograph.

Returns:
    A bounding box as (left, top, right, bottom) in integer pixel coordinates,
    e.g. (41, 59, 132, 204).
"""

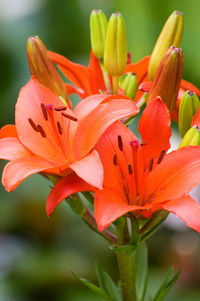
(74, 98, 139, 156)
(94, 188, 144, 231)
(49, 51, 91, 96)
(160, 194, 200, 233)
(88, 51, 106, 94)
(46, 173, 94, 216)
(0, 125, 17, 138)
(145, 146, 200, 204)
(138, 97, 171, 169)
(0, 137, 33, 160)
(69, 150, 103, 189)
(2, 157, 54, 191)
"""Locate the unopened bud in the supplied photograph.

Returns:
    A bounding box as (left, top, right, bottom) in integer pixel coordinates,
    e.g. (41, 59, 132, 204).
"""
(119, 73, 137, 100)
(27, 36, 68, 102)
(104, 13, 127, 76)
(148, 11, 184, 81)
(147, 47, 184, 114)
(179, 126, 200, 148)
(90, 9, 107, 59)
(179, 91, 200, 137)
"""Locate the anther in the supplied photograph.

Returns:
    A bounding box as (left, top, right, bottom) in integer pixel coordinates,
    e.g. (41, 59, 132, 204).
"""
(140, 141, 147, 146)
(157, 149, 165, 164)
(128, 164, 133, 175)
(113, 153, 117, 166)
(118, 135, 123, 151)
(41, 103, 48, 121)
(28, 118, 39, 132)
(61, 113, 78, 122)
(57, 121, 63, 135)
(54, 106, 67, 111)
(37, 125, 46, 138)
(148, 158, 153, 172)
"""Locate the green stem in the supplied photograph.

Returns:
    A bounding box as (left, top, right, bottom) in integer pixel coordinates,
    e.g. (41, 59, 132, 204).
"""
(100, 61, 112, 94)
(116, 220, 137, 301)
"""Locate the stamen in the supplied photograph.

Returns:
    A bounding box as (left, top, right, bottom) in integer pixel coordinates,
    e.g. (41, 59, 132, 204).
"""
(41, 103, 48, 121)
(118, 135, 123, 151)
(61, 113, 78, 122)
(140, 141, 146, 146)
(148, 157, 153, 171)
(113, 153, 117, 166)
(57, 121, 63, 135)
(37, 125, 46, 138)
(28, 118, 39, 132)
(54, 106, 67, 111)
(128, 164, 133, 175)
(157, 149, 165, 164)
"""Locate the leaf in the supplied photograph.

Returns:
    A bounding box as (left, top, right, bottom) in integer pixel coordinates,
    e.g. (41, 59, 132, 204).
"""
(152, 267, 181, 301)
(72, 271, 110, 300)
(95, 263, 122, 301)
(135, 242, 148, 301)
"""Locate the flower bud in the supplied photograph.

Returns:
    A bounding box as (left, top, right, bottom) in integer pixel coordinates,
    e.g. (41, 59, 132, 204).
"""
(27, 36, 68, 102)
(179, 126, 200, 148)
(179, 91, 200, 137)
(119, 73, 137, 100)
(147, 47, 184, 114)
(148, 11, 184, 81)
(104, 13, 127, 76)
(90, 9, 107, 59)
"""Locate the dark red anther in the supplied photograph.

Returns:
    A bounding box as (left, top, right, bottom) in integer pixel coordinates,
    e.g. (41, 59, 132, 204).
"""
(61, 112, 78, 122)
(41, 103, 48, 121)
(157, 149, 165, 164)
(140, 141, 147, 146)
(28, 118, 39, 132)
(128, 164, 133, 175)
(148, 158, 153, 172)
(57, 121, 63, 135)
(127, 52, 131, 64)
(113, 153, 117, 166)
(37, 125, 46, 137)
(54, 106, 67, 111)
(118, 135, 123, 151)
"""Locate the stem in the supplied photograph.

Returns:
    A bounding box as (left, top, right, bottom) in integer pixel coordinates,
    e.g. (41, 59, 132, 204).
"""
(83, 208, 117, 245)
(116, 220, 137, 301)
(112, 75, 119, 94)
(100, 61, 112, 94)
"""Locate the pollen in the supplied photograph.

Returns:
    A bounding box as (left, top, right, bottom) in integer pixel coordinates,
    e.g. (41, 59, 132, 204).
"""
(118, 135, 123, 151)
(41, 103, 48, 121)
(61, 113, 78, 122)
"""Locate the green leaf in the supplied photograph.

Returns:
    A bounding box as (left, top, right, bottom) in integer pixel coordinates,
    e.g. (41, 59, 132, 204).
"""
(95, 263, 122, 301)
(153, 267, 181, 301)
(135, 242, 148, 301)
(72, 272, 110, 300)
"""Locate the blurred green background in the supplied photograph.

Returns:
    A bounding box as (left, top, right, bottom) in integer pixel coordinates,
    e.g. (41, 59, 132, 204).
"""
(0, 0, 200, 300)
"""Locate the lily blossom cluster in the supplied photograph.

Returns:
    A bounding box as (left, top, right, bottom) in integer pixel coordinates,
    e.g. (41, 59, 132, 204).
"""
(1, 8, 200, 238)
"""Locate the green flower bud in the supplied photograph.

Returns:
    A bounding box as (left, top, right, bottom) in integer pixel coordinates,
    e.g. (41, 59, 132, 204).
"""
(148, 11, 184, 81)
(90, 9, 107, 59)
(179, 91, 200, 137)
(179, 126, 200, 148)
(119, 73, 137, 100)
(27, 36, 68, 102)
(104, 13, 127, 76)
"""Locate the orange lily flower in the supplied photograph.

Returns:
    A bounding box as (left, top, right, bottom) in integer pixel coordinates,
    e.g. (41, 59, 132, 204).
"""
(48, 50, 149, 101)
(49, 50, 200, 120)
(92, 98, 200, 231)
(0, 77, 139, 192)
(46, 97, 200, 233)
